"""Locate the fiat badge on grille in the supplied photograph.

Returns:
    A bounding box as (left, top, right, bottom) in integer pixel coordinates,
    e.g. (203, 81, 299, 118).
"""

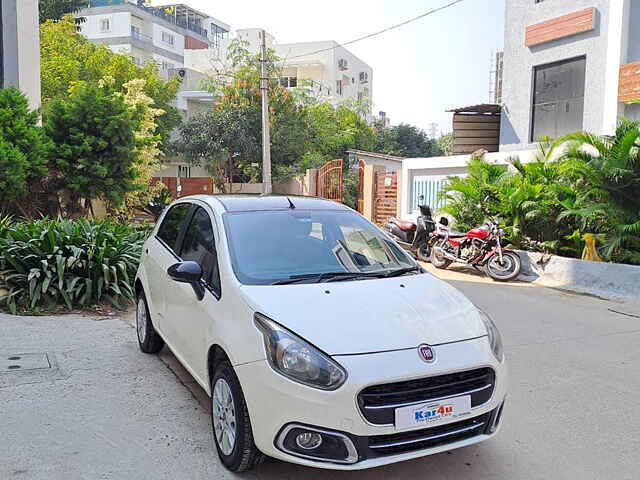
(418, 344, 435, 363)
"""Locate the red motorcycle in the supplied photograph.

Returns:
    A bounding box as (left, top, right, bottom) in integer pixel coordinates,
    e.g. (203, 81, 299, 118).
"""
(429, 216, 522, 281)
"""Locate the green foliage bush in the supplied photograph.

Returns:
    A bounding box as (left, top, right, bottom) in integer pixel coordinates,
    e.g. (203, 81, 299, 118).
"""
(0, 218, 150, 313)
(45, 84, 138, 210)
(441, 122, 640, 265)
(0, 88, 50, 202)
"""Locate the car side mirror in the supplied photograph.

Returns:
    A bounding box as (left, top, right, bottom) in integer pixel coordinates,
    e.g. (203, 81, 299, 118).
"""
(167, 261, 205, 300)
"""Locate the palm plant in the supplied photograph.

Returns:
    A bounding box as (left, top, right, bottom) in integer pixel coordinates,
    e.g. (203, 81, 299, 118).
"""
(440, 158, 508, 231)
(556, 119, 640, 263)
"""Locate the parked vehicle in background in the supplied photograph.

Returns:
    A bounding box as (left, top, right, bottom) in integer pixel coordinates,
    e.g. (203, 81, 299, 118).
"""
(430, 216, 522, 281)
(385, 203, 436, 261)
(134, 195, 507, 472)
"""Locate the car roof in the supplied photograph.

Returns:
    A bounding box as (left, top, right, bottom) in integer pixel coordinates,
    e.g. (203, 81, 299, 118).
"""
(185, 194, 352, 213)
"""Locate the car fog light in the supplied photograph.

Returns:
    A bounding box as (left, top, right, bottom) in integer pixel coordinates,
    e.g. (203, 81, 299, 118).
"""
(277, 424, 359, 464)
(296, 432, 323, 450)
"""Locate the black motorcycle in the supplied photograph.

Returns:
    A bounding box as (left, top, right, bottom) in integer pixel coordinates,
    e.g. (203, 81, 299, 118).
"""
(384, 204, 436, 261)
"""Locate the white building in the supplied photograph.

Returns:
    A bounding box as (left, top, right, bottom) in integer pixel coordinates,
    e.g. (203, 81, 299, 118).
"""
(398, 0, 640, 220)
(187, 27, 373, 114)
(1, 0, 41, 110)
(78, 1, 232, 116)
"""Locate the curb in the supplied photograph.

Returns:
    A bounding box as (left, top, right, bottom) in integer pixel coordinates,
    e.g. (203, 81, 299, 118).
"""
(515, 250, 640, 302)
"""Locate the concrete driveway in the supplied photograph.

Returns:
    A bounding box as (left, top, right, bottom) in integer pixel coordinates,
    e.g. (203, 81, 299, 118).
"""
(1, 277, 639, 480)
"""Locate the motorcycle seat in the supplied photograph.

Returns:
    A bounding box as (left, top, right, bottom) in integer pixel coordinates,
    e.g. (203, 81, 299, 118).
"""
(439, 230, 467, 238)
(389, 217, 416, 231)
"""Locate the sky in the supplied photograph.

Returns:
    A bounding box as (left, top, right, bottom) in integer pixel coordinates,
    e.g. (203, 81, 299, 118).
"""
(160, 0, 506, 135)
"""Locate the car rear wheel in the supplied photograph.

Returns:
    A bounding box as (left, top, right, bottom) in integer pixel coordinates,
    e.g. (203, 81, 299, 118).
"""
(135, 292, 164, 354)
(211, 361, 263, 472)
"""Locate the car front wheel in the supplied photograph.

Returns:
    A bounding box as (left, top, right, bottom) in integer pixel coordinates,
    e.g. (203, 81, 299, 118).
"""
(211, 361, 262, 472)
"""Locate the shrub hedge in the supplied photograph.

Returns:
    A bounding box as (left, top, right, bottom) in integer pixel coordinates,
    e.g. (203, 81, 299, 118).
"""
(0, 218, 150, 313)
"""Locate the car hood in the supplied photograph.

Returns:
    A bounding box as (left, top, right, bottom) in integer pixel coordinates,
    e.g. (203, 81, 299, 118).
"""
(239, 273, 487, 355)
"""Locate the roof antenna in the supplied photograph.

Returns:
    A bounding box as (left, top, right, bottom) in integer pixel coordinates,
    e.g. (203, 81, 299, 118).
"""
(287, 197, 296, 209)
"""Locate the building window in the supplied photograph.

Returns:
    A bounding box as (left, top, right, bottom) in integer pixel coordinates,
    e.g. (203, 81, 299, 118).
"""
(336, 80, 343, 95)
(131, 56, 142, 67)
(210, 23, 229, 50)
(161, 61, 175, 70)
(279, 76, 297, 88)
(359, 71, 369, 83)
(99, 18, 111, 32)
(338, 58, 348, 71)
(161, 31, 175, 46)
(531, 56, 586, 142)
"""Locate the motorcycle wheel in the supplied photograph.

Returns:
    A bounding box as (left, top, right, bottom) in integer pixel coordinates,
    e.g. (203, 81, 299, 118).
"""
(485, 251, 521, 281)
(417, 244, 431, 262)
(430, 243, 452, 269)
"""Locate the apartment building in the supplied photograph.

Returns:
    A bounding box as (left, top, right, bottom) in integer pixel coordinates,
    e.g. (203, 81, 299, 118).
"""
(79, 1, 231, 116)
(80, 0, 229, 69)
(500, 0, 639, 151)
(0, 0, 41, 109)
(187, 27, 373, 114)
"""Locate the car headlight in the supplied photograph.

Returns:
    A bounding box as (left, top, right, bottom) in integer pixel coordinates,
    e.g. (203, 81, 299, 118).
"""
(478, 309, 504, 362)
(254, 313, 347, 390)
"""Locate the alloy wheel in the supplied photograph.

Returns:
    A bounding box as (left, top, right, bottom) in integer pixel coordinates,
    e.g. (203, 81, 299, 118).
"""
(213, 378, 237, 456)
(136, 298, 147, 343)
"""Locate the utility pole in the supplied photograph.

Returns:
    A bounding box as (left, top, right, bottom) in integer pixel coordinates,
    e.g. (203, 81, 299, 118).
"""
(260, 30, 273, 195)
(428, 122, 439, 140)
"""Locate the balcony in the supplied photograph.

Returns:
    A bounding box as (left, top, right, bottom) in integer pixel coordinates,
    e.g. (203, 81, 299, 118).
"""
(87, 0, 208, 38)
(130, 27, 153, 47)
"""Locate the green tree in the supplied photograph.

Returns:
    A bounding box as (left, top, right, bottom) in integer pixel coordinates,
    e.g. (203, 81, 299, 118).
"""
(181, 39, 315, 183)
(174, 108, 261, 192)
(40, 16, 180, 149)
(375, 123, 440, 158)
(438, 132, 454, 156)
(45, 84, 138, 214)
(39, 0, 88, 25)
(0, 88, 49, 205)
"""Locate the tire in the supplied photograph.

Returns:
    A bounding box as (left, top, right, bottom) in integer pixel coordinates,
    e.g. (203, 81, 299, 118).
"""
(135, 291, 164, 354)
(417, 244, 431, 262)
(485, 251, 521, 282)
(211, 361, 263, 472)
(430, 242, 452, 269)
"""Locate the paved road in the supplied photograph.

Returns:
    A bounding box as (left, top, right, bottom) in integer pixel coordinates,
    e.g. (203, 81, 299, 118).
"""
(1, 276, 639, 480)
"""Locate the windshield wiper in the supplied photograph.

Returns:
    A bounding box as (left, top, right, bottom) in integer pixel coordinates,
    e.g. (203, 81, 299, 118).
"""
(382, 266, 422, 278)
(272, 266, 422, 285)
(272, 272, 374, 285)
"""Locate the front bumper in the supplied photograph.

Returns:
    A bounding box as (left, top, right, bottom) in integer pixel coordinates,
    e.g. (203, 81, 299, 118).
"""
(235, 336, 508, 470)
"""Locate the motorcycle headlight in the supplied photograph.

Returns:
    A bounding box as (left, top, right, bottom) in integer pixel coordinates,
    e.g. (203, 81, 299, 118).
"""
(478, 309, 504, 362)
(254, 313, 347, 390)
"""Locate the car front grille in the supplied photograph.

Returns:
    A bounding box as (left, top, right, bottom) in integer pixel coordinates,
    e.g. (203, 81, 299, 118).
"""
(366, 411, 492, 456)
(358, 368, 495, 425)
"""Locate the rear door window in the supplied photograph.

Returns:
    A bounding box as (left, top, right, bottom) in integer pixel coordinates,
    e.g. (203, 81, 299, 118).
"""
(157, 203, 192, 252)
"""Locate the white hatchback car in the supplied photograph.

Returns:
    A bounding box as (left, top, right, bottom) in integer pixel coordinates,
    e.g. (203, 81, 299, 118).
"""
(135, 195, 507, 472)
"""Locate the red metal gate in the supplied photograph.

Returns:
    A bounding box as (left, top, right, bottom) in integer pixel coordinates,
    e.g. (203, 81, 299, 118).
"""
(317, 159, 343, 203)
(356, 159, 366, 213)
(373, 171, 397, 225)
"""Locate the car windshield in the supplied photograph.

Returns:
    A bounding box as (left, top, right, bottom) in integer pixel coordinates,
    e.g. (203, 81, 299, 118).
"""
(224, 210, 417, 285)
